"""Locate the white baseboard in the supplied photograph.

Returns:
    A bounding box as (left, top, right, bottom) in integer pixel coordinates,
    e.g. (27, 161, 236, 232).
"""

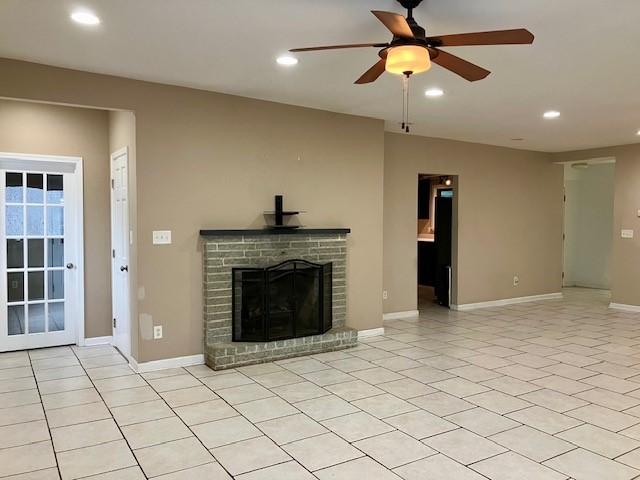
(83, 336, 113, 346)
(358, 327, 385, 339)
(451, 292, 563, 311)
(383, 310, 419, 321)
(129, 354, 205, 373)
(609, 303, 640, 313)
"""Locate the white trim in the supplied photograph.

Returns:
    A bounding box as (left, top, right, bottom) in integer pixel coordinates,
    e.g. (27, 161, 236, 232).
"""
(609, 303, 640, 313)
(358, 327, 385, 339)
(554, 156, 616, 166)
(383, 310, 419, 321)
(451, 293, 563, 311)
(84, 336, 113, 346)
(129, 354, 204, 373)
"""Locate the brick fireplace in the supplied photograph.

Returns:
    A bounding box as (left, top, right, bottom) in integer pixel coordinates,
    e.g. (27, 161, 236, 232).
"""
(200, 229, 358, 370)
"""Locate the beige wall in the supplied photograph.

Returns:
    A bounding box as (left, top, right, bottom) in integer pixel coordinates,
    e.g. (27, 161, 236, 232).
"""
(384, 132, 563, 312)
(0, 99, 112, 337)
(0, 58, 385, 362)
(552, 145, 640, 306)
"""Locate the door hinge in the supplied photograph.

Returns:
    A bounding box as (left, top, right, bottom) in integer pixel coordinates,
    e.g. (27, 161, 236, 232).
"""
(562, 272, 565, 279)
(111, 178, 115, 189)
(112, 249, 116, 258)
(113, 318, 117, 329)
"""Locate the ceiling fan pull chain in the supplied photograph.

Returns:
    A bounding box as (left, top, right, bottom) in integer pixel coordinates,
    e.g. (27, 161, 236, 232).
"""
(401, 75, 407, 131)
(405, 73, 411, 133)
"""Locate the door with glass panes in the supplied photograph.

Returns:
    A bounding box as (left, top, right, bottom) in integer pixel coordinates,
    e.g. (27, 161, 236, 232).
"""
(1, 155, 83, 351)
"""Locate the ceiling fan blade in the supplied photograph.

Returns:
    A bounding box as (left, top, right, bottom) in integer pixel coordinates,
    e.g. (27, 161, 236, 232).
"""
(371, 10, 414, 38)
(355, 59, 387, 84)
(431, 49, 491, 81)
(428, 29, 534, 47)
(290, 43, 388, 52)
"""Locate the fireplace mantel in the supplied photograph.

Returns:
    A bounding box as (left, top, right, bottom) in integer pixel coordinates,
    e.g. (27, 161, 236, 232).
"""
(200, 228, 351, 236)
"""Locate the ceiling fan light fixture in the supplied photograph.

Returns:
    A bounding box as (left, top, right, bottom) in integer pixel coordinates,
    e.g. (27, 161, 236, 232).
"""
(385, 45, 431, 75)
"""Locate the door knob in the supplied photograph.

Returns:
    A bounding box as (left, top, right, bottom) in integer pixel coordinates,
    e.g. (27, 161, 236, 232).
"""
(120, 265, 129, 272)
(66, 263, 74, 269)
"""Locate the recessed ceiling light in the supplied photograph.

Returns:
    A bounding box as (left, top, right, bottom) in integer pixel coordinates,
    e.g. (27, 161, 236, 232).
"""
(70, 10, 100, 25)
(425, 88, 444, 97)
(543, 110, 561, 119)
(276, 55, 298, 66)
(636, 130, 640, 136)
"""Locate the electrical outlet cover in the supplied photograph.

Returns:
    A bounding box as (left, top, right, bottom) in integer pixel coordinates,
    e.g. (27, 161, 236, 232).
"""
(153, 325, 163, 339)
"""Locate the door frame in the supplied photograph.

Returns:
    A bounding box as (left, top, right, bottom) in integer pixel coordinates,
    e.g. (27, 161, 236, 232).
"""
(110, 147, 131, 358)
(0, 151, 85, 348)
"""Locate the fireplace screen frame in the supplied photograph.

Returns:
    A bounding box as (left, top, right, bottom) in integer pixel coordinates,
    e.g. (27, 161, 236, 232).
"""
(232, 259, 332, 342)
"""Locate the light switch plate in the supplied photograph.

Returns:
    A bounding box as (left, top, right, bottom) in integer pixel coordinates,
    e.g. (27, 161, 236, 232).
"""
(621, 229, 634, 239)
(153, 230, 172, 245)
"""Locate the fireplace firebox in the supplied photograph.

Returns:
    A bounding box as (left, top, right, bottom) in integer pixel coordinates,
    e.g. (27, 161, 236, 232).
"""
(232, 259, 332, 342)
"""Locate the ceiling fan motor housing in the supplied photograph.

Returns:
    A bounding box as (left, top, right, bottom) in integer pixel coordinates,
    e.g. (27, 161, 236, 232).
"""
(398, 0, 424, 9)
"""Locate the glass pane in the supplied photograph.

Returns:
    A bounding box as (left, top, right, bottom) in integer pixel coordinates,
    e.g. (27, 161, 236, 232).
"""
(8, 305, 25, 335)
(47, 175, 64, 205)
(49, 303, 64, 332)
(27, 206, 44, 236)
(28, 271, 44, 301)
(28, 239, 44, 268)
(26, 174, 44, 204)
(7, 272, 24, 302)
(48, 270, 64, 300)
(28, 304, 45, 334)
(47, 239, 64, 267)
(6, 206, 23, 236)
(7, 239, 24, 268)
(5, 172, 23, 203)
(47, 207, 64, 236)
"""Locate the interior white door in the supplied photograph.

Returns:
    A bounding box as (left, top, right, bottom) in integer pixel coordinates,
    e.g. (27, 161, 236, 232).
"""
(111, 148, 131, 358)
(0, 156, 83, 351)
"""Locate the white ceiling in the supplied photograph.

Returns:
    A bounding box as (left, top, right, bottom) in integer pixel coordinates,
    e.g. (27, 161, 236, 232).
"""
(1, 0, 639, 152)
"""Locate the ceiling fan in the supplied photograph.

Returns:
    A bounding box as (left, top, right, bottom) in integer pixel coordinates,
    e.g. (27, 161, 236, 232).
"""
(289, 0, 534, 84)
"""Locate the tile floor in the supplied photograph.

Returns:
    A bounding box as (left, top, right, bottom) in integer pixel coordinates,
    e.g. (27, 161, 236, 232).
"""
(2, 288, 640, 479)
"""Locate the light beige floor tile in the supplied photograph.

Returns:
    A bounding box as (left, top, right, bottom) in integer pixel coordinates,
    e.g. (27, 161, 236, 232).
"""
(321, 411, 395, 442)
(295, 394, 359, 421)
(0, 441, 57, 478)
(258, 413, 327, 445)
(192, 415, 261, 448)
(324, 379, 384, 401)
(446, 365, 501, 382)
(566, 404, 640, 432)
(531, 375, 592, 395)
(73, 346, 116, 359)
(41, 388, 101, 410)
(252, 370, 304, 388)
(558, 423, 640, 458)
(46, 401, 111, 428)
(0, 366, 33, 380)
(159, 385, 218, 408)
(506, 405, 583, 434)
(372, 356, 424, 372)
(93, 375, 147, 393)
(141, 368, 186, 380)
(79, 354, 127, 369)
(184, 364, 219, 378)
(394, 454, 485, 480)
(543, 363, 598, 380)
(51, 418, 122, 452)
(0, 403, 45, 426)
(386, 409, 457, 439)
(101, 386, 160, 408)
(271, 381, 329, 403)
(466, 390, 532, 414)
(234, 396, 298, 423)
(496, 364, 551, 381)
(201, 372, 254, 390)
(0, 420, 50, 449)
(146, 374, 202, 392)
(174, 399, 238, 426)
(86, 364, 134, 380)
(135, 437, 213, 477)
(544, 448, 639, 480)
(490, 425, 575, 462)
(354, 430, 434, 469)
(575, 388, 640, 411)
(423, 428, 507, 465)
(82, 466, 146, 479)
(301, 368, 357, 386)
(617, 448, 640, 470)
(153, 462, 230, 479)
(212, 435, 290, 476)
(445, 407, 520, 436)
(111, 399, 174, 426)
(429, 377, 490, 397)
(38, 377, 93, 395)
(399, 366, 454, 384)
(0, 376, 36, 393)
(215, 383, 274, 405)
(283, 432, 362, 471)
(471, 451, 567, 480)
(0, 389, 41, 408)
(316, 457, 402, 480)
(419, 355, 468, 370)
(326, 357, 375, 373)
(34, 366, 85, 382)
(582, 374, 640, 394)
(280, 358, 330, 375)
(409, 391, 474, 416)
(121, 416, 192, 449)
(3, 467, 61, 479)
(377, 378, 436, 399)
(57, 439, 136, 480)
(520, 388, 590, 413)
(237, 363, 284, 377)
(352, 393, 417, 419)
